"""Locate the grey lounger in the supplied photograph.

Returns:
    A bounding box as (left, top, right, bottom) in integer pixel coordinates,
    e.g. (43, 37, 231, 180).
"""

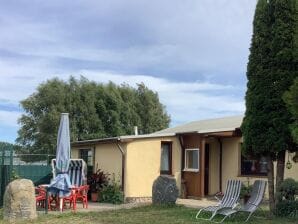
(195, 179, 242, 221)
(214, 180, 267, 223)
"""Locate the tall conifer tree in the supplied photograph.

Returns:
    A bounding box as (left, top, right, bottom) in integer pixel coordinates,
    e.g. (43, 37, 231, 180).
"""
(241, 0, 297, 212)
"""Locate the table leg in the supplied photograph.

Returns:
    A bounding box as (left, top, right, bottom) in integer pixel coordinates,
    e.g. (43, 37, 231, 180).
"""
(45, 188, 48, 214)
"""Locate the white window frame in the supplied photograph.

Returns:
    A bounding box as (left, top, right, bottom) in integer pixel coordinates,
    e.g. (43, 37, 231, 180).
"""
(184, 148, 200, 172)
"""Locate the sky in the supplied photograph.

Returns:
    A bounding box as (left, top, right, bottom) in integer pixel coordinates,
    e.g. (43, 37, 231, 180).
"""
(0, 0, 257, 143)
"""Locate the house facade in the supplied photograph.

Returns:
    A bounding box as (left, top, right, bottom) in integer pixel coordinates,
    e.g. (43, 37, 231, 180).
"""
(71, 115, 298, 201)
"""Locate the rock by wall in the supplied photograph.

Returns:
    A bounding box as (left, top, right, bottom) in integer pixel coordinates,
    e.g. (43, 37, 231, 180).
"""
(152, 175, 179, 205)
(3, 179, 37, 222)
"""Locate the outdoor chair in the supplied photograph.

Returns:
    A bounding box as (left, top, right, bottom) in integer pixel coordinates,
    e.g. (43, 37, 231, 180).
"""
(195, 179, 242, 221)
(75, 185, 89, 209)
(35, 187, 46, 208)
(52, 159, 87, 186)
(62, 187, 77, 211)
(214, 180, 267, 223)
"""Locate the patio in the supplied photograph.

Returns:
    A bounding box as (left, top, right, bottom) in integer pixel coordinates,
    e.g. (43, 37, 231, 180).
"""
(38, 198, 218, 214)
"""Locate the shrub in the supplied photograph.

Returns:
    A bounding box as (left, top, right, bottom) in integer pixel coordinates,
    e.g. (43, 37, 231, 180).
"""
(240, 183, 253, 199)
(275, 200, 298, 218)
(87, 169, 110, 193)
(276, 178, 298, 201)
(100, 174, 124, 204)
(275, 178, 298, 218)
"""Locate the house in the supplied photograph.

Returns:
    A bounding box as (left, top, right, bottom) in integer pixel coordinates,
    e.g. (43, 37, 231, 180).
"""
(71, 115, 298, 201)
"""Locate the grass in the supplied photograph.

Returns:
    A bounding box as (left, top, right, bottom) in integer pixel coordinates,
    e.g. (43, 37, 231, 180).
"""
(0, 205, 297, 224)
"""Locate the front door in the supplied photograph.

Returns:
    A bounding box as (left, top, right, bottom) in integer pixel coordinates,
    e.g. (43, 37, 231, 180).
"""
(182, 135, 204, 198)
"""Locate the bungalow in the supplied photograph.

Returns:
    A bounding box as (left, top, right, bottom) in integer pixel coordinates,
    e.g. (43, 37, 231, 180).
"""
(71, 115, 298, 201)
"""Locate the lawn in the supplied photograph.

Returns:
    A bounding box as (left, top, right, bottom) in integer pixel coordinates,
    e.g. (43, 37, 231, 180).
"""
(0, 205, 296, 224)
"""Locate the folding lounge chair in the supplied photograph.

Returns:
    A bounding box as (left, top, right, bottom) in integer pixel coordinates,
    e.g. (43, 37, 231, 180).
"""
(214, 180, 267, 223)
(196, 179, 242, 221)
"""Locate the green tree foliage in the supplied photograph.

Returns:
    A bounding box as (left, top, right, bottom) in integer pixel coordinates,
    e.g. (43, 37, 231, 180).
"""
(0, 141, 14, 150)
(241, 0, 298, 212)
(284, 78, 298, 144)
(16, 77, 170, 155)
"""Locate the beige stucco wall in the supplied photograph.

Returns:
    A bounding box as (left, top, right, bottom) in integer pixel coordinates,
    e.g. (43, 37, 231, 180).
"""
(71, 147, 80, 159)
(283, 151, 298, 180)
(94, 143, 123, 183)
(124, 137, 181, 198)
(220, 137, 298, 198)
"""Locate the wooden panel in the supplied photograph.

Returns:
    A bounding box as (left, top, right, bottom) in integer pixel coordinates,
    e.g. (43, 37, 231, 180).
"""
(181, 134, 204, 198)
(184, 171, 201, 197)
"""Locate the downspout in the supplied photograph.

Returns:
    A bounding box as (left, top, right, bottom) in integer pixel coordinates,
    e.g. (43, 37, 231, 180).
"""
(217, 138, 223, 192)
(116, 142, 125, 192)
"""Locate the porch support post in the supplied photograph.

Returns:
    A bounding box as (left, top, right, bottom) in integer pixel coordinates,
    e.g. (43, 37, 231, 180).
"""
(218, 138, 223, 192)
(178, 135, 185, 175)
(116, 142, 125, 192)
(200, 136, 205, 197)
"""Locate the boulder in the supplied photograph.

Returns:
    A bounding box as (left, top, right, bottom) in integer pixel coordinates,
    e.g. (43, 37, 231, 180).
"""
(152, 175, 179, 205)
(3, 179, 37, 222)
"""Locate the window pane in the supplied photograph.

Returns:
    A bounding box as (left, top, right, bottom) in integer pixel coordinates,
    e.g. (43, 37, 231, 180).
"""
(241, 155, 267, 176)
(80, 149, 93, 166)
(161, 144, 170, 171)
(186, 150, 199, 169)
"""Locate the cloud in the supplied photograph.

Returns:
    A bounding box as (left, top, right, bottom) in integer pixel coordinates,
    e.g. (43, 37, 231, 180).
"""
(0, 0, 256, 83)
(0, 0, 255, 142)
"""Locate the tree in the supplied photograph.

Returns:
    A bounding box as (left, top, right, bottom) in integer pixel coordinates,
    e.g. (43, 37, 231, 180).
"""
(136, 83, 170, 134)
(284, 78, 298, 144)
(241, 0, 297, 213)
(16, 77, 170, 157)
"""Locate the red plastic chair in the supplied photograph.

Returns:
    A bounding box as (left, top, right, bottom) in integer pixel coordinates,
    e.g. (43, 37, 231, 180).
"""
(75, 185, 89, 209)
(35, 187, 46, 208)
(62, 188, 77, 211)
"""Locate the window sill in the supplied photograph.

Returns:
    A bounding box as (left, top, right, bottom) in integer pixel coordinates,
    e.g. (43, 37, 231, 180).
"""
(238, 175, 267, 178)
(183, 168, 199, 173)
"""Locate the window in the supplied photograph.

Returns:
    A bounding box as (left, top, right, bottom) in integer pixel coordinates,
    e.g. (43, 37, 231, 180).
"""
(80, 149, 93, 166)
(184, 148, 199, 172)
(240, 154, 267, 176)
(160, 142, 172, 175)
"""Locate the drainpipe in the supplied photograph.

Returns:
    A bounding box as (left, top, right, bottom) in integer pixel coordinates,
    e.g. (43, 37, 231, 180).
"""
(116, 142, 125, 192)
(217, 138, 223, 192)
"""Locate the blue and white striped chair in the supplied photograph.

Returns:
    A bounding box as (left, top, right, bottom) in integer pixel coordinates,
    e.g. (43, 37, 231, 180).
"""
(52, 159, 87, 186)
(215, 180, 267, 223)
(196, 179, 242, 221)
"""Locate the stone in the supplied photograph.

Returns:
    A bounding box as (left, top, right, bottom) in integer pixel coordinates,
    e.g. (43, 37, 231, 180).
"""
(152, 175, 179, 205)
(3, 179, 37, 222)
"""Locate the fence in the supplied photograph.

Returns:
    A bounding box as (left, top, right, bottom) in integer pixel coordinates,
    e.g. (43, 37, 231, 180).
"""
(0, 146, 54, 207)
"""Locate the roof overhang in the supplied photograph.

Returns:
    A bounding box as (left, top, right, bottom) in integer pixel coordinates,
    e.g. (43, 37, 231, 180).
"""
(71, 133, 177, 147)
(175, 128, 241, 138)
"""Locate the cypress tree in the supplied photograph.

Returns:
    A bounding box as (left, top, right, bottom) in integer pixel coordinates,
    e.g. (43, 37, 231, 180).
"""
(241, 0, 297, 212)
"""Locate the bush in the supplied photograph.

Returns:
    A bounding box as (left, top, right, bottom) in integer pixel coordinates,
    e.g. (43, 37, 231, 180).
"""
(276, 178, 298, 201)
(275, 201, 298, 218)
(100, 175, 124, 204)
(240, 183, 253, 199)
(275, 178, 298, 218)
(87, 169, 110, 193)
